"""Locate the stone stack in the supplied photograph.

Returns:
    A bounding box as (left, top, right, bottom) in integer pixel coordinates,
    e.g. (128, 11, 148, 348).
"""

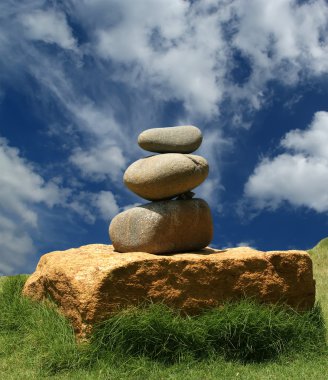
(109, 125, 214, 254)
(23, 130, 316, 341)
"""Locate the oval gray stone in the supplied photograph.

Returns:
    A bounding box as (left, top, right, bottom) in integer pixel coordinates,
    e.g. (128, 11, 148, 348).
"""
(138, 126, 202, 153)
(123, 153, 209, 201)
(109, 198, 213, 254)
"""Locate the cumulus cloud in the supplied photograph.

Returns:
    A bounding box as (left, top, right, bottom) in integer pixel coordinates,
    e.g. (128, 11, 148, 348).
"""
(234, 0, 328, 74)
(245, 111, 328, 212)
(2, 0, 328, 185)
(0, 137, 123, 274)
(0, 138, 62, 224)
(220, 0, 328, 124)
(81, 0, 328, 121)
(1, 0, 328, 165)
(92, 0, 228, 117)
(2, 1, 328, 121)
(0, 138, 63, 274)
(1, 0, 328, 273)
(281, 111, 328, 159)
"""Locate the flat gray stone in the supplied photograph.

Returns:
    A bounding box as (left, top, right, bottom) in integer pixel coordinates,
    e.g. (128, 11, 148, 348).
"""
(109, 198, 213, 254)
(138, 126, 202, 153)
(123, 153, 209, 201)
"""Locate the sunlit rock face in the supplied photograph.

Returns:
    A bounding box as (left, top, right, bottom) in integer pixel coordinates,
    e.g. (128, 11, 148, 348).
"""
(23, 244, 315, 340)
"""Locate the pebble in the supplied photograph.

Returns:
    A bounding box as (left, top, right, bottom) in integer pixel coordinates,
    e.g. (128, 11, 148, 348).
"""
(138, 125, 202, 153)
(123, 153, 209, 201)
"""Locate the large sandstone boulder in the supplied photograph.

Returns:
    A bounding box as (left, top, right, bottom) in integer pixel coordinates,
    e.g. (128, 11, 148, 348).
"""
(109, 199, 213, 253)
(138, 125, 202, 153)
(123, 153, 208, 201)
(23, 244, 315, 339)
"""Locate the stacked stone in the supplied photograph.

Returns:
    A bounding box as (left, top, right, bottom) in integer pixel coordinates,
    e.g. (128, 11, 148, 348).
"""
(109, 125, 214, 254)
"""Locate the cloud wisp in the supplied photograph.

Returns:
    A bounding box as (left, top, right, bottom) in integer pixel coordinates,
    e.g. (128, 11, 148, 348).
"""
(20, 9, 77, 50)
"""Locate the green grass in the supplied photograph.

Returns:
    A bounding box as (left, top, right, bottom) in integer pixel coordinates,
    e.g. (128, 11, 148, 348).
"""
(309, 238, 328, 324)
(1, 238, 328, 379)
(91, 301, 325, 364)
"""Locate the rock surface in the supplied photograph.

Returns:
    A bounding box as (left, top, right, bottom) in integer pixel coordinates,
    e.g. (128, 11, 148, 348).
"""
(138, 125, 202, 153)
(109, 199, 213, 253)
(23, 244, 315, 339)
(124, 153, 209, 201)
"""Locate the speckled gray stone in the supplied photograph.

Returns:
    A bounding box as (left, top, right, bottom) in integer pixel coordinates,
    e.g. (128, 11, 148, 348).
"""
(123, 153, 209, 201)
(109, 198, 213, 253)
(138, 126, 202, 153)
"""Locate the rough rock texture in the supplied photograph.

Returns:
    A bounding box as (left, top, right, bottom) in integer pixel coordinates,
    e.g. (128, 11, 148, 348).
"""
(109, 199, 213, 253)
(138, 125, 202, 153)
(123, 153, 209, 201)
(23, 244, 315, 339)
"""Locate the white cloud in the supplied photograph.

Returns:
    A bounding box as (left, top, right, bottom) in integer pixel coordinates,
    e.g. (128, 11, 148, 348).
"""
(84, 0, 328, 120)
(62, 189, 120, 224)
(1, 0, 328, 164)
(65, 103, 135, 181)
(0, 138, 64, 274)
(0, 137, 122, 274)
(281, 111, 328, 159)
(92, 191, 119, 221)
(229, 0, 328, 116)
(196, 178, 220, 202)
(2, 0, 328, 124)
(1, 0, 328, 272)
(92, 0, 228, 117)
(70, 143, 127, 182)
(245, 111, 328, 212)
(0, 219, 36, 275)
(196, 128, 231, 206)
(0, 138, 62, 225)
(20, 9, 77, 50)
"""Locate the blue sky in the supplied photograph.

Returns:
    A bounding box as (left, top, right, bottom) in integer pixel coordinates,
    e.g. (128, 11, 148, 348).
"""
(1, 0, 328, 275)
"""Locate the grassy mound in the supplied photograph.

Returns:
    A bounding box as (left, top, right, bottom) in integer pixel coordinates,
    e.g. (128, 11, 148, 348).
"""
(309, 237, 328, 255)
(0, 275, 326, 376)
